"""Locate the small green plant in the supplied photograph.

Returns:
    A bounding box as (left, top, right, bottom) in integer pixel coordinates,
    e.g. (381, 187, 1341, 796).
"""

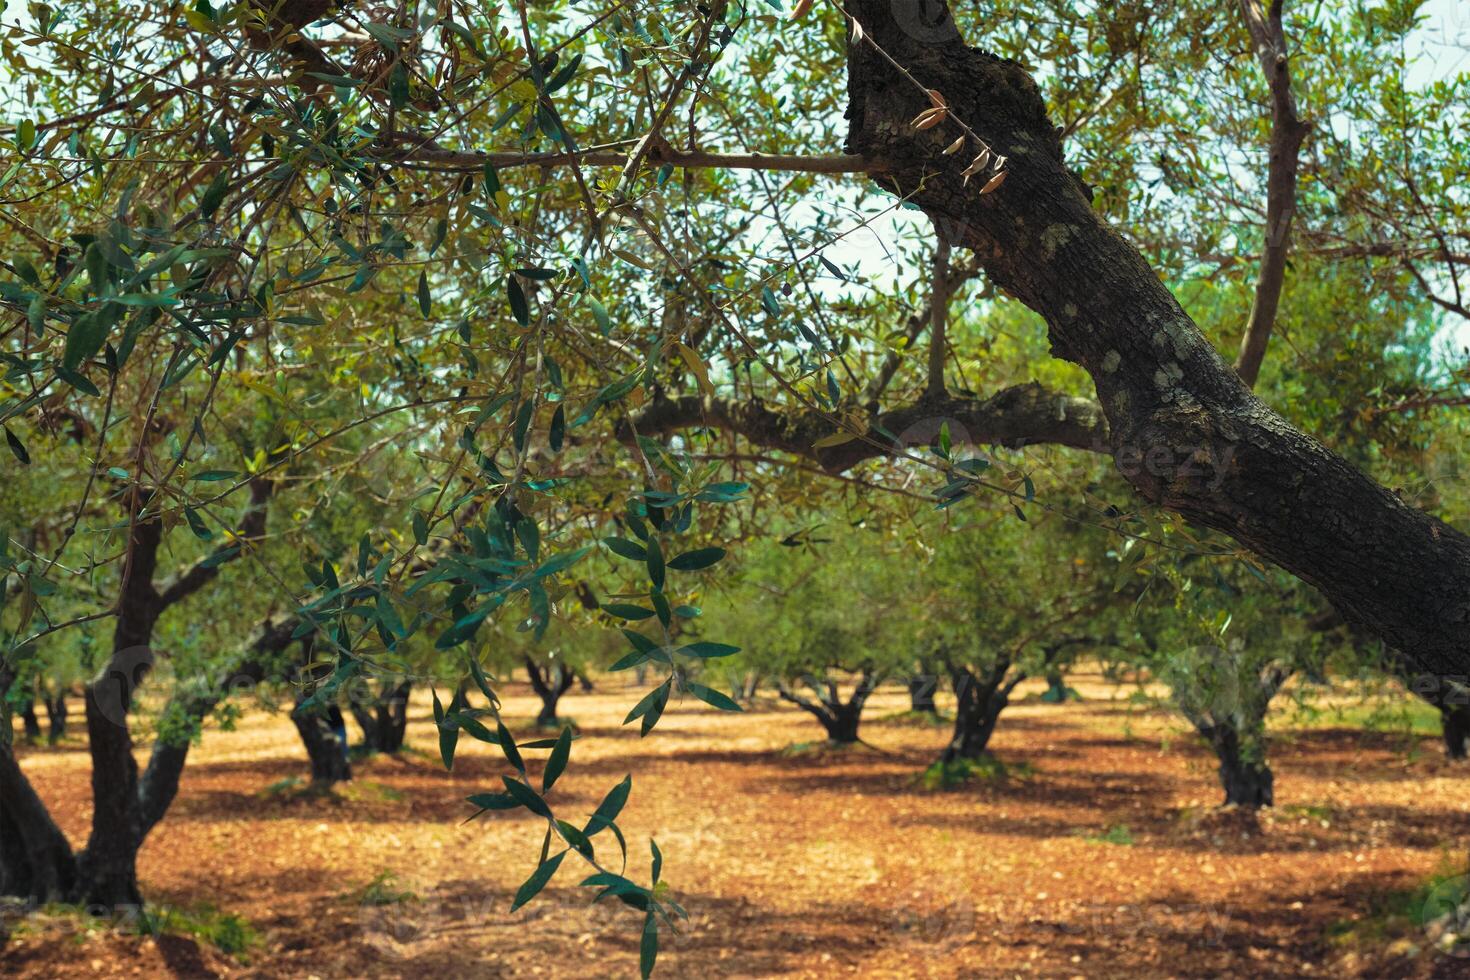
(1079, 824, 1135, 846)
(347, 871, 418, 907)
(260, 775, 305, 797)
(1281, 803, 1335, 824)
(138, 904, 259, 958)
(919, 754, 1029, 790)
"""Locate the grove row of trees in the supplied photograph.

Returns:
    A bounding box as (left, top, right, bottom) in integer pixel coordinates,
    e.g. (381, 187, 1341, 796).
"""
(2, 0, 1468, 972)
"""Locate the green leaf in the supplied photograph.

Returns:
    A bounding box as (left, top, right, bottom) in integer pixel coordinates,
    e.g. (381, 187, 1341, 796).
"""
(761, 285, 781, 316)
(465, 791, 520, 813)
(557, 819, 594, 859)
(687, 681, 742, 712)
(199, 171, 229, 219)
(604, 537, 647, 561)
(650, 591, 671, 627)
(542, 726, 572, 793)
(4, 426, 29, 465)
(417, 270, 431, 317)
(62, 311, 110, 370)
(183, 506, 212, 541)
(679, 642, 740, 659)
(507, 276, 530, 325)
(362, 21, 414, 50)
(450, 712, 499, 744)
(190, 470, 238, 482)
(624, 679, 670, 727)
(502, 776, 551, 817)
(586, 295, 611, 333)
(601, 603, 655, 621)
(548, 405, 565, 452)
(625, 679, 671, 736)
(667, 547, 725, 571)
(650, 839, 663, 885)
(585, 775, 632, 835)
(510, 850, 567, 912)
(498, 721, 525, 773)
(435, 689, 460, 770)
(388, 61, 410, 108)
(607, 648, 651, 672)
(646, 537, 665, 592)
(640, 910, 658, 979)
(27, 293, 45, 333)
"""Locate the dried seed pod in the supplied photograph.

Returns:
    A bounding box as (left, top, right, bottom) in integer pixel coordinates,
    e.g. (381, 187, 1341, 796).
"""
(980, 170, 1008, 195)
(960, 149, 992, 180)
(943, 136, 965, 155)
(911, 107, 948, 130)
(850, 18, 864, 42)
(791, 0, 815, 19)
(927, 89, 947, 108)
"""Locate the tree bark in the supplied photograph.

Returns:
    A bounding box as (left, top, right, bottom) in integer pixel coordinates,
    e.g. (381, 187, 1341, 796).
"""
(1441, 705, 1470, 761)
(825, 0, 1470, 685)
(18, 700, 40, 743)
(293, 702, 352, 786)
(1232, 0, 1309, 387)
(908, 668, 939, 715)
(778, 672, 880, 745)
(44, 692, 67, 745)
(525, 657, 576, 727)
(0, 743, 76, 903)
(940, 662, 1016, 763)
(351, 679, 413, 753)
(1202, 723, 1275, 808)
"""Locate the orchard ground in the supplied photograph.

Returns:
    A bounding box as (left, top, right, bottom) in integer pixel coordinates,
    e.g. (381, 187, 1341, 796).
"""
(3, 672, 1469, 978)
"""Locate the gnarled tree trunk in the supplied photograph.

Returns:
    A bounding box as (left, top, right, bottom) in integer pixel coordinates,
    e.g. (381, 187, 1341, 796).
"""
(1200, 722, 1274, 808)
(18, 700, 40, 744)
(293, 702, 352, 786)
(1440, 705, 1470, 761)
(0, 742, 76, 903)
(524, 657, 576, 727)
(351, 679, 413, 754)
(44, 692, 66, 745)
(778, 672, 881, 745)
(908, 658, 939, 715)
(0, 481, 278, 909)
(940, 660, 1020, 763)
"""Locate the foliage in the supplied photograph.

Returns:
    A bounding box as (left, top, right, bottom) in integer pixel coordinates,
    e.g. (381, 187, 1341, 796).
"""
(0, 0, 1468, 971)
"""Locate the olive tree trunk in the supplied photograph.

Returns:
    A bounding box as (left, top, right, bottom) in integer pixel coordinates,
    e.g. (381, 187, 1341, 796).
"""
(524, 657, 576, 727)
(350, 679, 413, 754)
(777, 672, 881, 745)
(940, 661, 1021, 763)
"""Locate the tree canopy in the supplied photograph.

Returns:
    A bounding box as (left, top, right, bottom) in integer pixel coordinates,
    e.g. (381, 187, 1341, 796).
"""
(2, 0, 1469, 973)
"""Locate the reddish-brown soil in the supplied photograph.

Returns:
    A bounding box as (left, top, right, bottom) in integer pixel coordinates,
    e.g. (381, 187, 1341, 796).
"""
(4, 673, 1470, 978)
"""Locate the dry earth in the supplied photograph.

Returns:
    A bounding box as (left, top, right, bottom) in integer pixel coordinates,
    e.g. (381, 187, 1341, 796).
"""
(4, 673, 1470, 978)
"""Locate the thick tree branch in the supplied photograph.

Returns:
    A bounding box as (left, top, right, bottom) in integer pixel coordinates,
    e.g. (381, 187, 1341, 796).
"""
(841, 0, 1470, 680)
(624, 383, 1106, 473)
(1233, 0, 1310, 387)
